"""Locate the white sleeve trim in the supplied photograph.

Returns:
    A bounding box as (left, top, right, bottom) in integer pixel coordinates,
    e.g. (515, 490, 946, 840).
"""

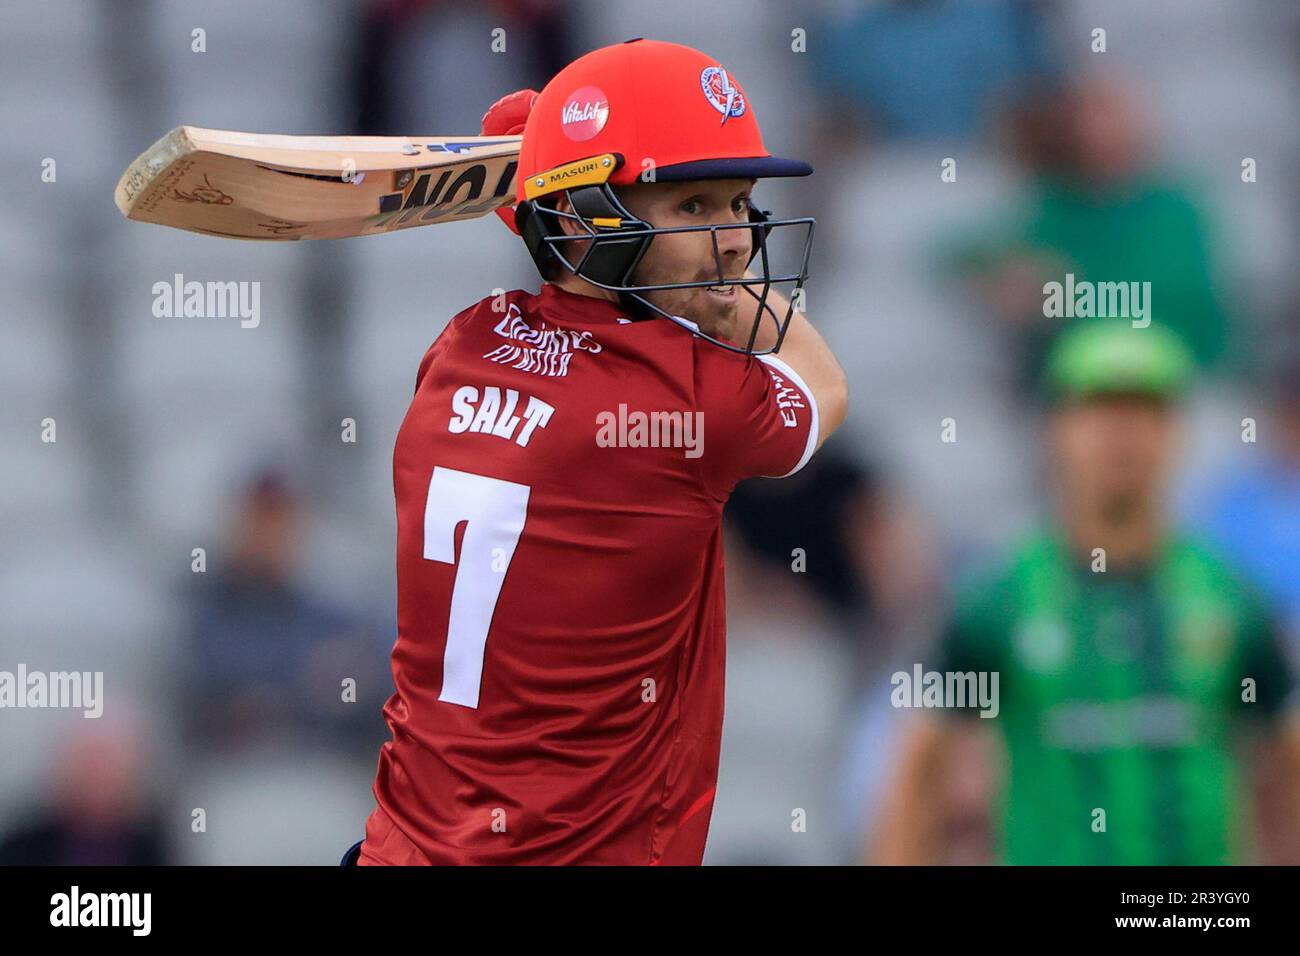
(756, 353, 820, 478)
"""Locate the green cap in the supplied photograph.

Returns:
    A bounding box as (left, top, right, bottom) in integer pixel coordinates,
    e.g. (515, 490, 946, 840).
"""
(1043, 322, 1196, 402)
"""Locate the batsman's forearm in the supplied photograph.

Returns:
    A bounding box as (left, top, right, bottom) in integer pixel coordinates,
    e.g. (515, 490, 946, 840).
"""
(742, 277, 848, 445)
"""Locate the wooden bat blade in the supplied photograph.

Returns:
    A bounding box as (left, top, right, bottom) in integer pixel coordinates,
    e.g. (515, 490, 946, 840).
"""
(114, 127, 522, 240)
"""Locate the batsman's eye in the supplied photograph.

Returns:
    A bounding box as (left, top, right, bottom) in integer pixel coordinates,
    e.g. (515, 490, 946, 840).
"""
(679, 195, 749, 216)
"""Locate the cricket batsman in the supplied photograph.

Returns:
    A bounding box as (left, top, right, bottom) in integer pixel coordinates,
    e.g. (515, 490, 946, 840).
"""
(346, 38, 848, 865)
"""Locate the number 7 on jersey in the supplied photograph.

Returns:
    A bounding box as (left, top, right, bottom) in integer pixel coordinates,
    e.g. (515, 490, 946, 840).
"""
(423, 466, 531, 708)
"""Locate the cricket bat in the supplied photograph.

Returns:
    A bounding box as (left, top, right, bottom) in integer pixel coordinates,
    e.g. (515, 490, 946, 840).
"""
(114, 126, 522, 240)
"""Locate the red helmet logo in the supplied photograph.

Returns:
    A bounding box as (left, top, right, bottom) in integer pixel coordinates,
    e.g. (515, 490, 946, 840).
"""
(700, 67, 746, 124)
(560, 86, 609, 141)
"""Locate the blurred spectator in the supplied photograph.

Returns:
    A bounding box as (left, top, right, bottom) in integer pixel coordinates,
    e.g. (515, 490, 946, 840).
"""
(725, 442, 942, 666)
(347, 0, 579, 133)
(867, 324, 1300, 864)
(706, 523, 860, 864)
(952, 75, 1236, 390)
(726, 446, 875, 618)
(809, 0, 1055, 145)
(0, 715, 170, 865)
(179, 467, 390, 758)
(1189, 333, 1300, 664)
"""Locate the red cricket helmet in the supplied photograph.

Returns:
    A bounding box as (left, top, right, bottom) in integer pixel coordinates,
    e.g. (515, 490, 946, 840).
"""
(516, 38, 812, 201)
(509, 38, 816, 355)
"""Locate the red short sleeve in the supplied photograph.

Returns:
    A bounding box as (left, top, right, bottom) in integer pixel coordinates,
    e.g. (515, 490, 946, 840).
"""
(696, 348, 819, 496)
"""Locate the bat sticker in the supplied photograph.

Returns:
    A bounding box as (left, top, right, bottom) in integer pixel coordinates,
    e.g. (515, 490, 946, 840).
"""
(170, 174, 234, 206)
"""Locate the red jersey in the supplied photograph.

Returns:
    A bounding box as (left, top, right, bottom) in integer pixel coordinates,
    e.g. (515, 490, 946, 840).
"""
(360, 283, 818, 865)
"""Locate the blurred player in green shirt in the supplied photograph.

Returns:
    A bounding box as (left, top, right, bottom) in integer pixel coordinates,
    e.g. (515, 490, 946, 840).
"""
(872, 322, 1300, 865)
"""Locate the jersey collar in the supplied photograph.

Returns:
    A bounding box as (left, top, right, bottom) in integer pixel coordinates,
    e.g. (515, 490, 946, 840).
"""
(538, 282, 630, 325)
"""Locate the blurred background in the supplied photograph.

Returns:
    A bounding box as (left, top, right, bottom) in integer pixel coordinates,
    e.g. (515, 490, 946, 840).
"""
(0, 0, 1296, 865)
